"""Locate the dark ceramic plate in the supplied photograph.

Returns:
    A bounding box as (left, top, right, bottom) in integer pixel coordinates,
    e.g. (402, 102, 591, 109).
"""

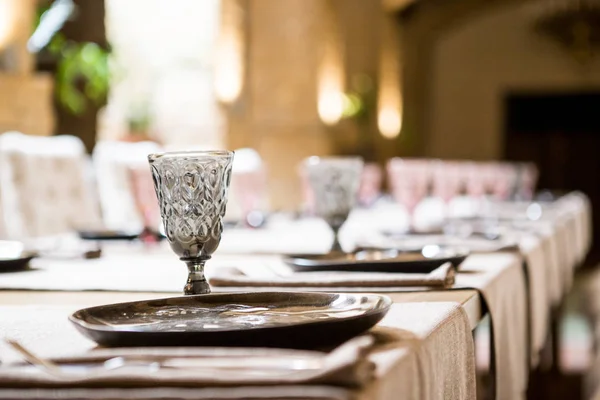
(78, 230, 140, 241)
(380, 228, 444, 237)
(69, 292, 391, 349)
(285, 246, 469, 274)
(0, 252, 36, 272)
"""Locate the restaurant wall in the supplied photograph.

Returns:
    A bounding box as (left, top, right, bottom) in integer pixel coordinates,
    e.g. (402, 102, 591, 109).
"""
(0, 0, 54, 136)
(228, 0, 404, 210)
(427, 0, 600, 160)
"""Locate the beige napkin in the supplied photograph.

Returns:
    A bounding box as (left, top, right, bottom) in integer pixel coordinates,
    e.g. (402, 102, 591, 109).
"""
(0, 335, 375, 389)
(0, 386, 351, 400)
(209, 262, 456, 289)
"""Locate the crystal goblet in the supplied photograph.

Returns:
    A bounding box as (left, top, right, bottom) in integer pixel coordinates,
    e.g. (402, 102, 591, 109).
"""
(303, 156, 363, 253)
(148, 150, 234, 295)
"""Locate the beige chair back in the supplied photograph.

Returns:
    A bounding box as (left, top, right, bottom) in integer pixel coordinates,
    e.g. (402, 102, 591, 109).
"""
(0, 132, 101, 239)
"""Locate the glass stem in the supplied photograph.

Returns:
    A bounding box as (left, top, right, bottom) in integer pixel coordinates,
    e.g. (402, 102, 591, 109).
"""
(184, 260, 211, 295)
(331, 226, 343, 253)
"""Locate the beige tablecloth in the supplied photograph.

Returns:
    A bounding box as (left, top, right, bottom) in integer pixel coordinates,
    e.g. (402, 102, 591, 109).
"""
(202, 250, 527, 400)
(0, 193, 591, 400)
(0, 302, 475, 400)
(456, 253, 528, 400)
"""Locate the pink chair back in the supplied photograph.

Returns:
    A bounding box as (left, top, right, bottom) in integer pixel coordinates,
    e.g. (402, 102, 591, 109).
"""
(465, 162, 496, 198)
(387, 158, 432, 213)
(129, 166, 161, 232)
(516, 162, 538, 200)
(232, 168, 269, 222)
(489, 162, 518, 201)
(431, 160, 464, 203)
(358, 163, 383, 207)
(227, 148, 269, 226)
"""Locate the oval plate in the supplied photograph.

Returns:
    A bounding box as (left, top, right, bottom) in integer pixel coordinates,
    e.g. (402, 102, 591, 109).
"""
(285, 246, 469, 274)
(78, 230, 140, 241)
(69, 292, 391, 349)
(0, 241, 36, 272)
(0, 252, 36, 272)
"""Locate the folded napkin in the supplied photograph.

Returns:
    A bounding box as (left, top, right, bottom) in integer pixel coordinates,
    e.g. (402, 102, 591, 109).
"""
(0, 387, 351, 400)
(0, 335, 375, 389)
(209, 262, 455, 289)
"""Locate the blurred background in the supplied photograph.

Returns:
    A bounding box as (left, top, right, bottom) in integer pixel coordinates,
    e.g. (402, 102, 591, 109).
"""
(1, 0, 600, 398)
(1, 0, 599, 253)
(2, 0, 600, 252)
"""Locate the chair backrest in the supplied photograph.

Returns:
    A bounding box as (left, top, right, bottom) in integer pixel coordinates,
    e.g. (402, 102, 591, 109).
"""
(387, 158, 433, 212)
(515, 162, 539, 201)
(226, 148, 269, 223)
(0, 132, 101, 239)
(430, 160, 466, 203)
(129, 164, 161, 232)
(92, 140, 162, 231)
(358, 163, 383, 207)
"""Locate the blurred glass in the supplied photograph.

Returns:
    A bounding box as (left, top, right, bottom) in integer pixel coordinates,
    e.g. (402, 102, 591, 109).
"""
(303, 156, 363, 253)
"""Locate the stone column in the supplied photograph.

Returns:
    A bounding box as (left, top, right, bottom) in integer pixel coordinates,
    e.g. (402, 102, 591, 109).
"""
(226, 0, 337, 210)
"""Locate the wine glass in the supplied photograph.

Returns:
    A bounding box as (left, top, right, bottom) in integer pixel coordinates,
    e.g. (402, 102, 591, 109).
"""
(148, 150, 234, 295)
(303, 156, 363, 253)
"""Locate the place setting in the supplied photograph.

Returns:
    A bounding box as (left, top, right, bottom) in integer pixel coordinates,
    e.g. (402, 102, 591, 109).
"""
(368, 226, 521, 255)
(209, 155, 464, 291)
(2, 2, 599, 397)
(0, 150, 398, 396)
(57, 151, 392, 351)
(0, 241, 37, 273)
(0, 237, 103, 274)
(0, 146, 592, 400)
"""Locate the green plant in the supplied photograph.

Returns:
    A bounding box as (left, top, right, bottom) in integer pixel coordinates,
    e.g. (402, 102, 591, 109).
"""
(337, 73, 378, 160)
(35, 4, 110, 115)
(341, 74, 376, 123)
(48, 33, 110, 115)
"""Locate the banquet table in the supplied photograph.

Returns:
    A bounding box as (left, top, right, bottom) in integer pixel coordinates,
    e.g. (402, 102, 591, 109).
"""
(0, 193, 592, 400)
(0, 290, 480, 400)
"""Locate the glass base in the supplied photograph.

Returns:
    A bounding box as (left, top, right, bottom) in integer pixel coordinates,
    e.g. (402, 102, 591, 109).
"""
(183, 260, 211, 295)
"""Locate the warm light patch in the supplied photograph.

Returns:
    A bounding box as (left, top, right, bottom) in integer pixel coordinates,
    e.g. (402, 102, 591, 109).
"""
(317, 2, 344, 126)
(214, 0, 244, 104)
(0, 0, 16, 50)
(378, 107, 402, 139)
(317, 72, 344, 125)
(377, 13, 403, 139)
(214, 32, 243, 103)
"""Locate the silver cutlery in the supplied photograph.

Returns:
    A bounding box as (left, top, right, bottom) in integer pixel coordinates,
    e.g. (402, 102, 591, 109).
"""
(4, 339, 321, 378)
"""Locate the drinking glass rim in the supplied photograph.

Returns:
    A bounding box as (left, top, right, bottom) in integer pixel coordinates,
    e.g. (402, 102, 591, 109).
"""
(148, 150, 234, 161)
